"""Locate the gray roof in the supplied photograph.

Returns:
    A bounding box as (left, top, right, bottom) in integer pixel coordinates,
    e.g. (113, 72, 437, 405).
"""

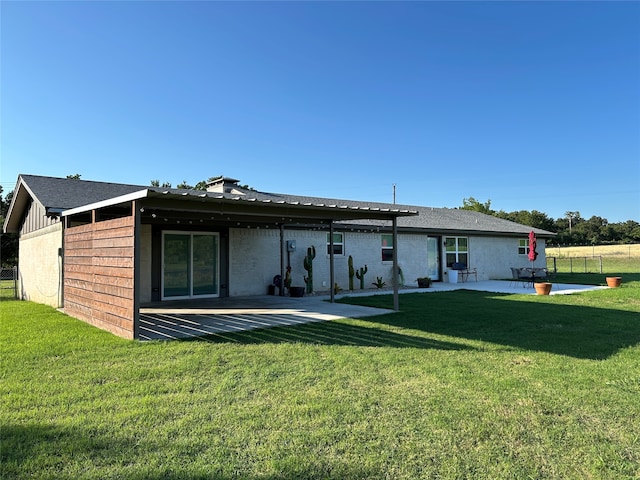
(4, 174, 555, 237)
(18, 174, 147, 211)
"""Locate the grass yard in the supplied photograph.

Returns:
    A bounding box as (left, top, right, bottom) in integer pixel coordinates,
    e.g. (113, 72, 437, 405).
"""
(2, 281, 640, 478)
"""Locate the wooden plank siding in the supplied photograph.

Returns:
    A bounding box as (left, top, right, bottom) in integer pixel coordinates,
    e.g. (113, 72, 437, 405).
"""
(64, 216, 136, 339)
(20, 197, 61, 235)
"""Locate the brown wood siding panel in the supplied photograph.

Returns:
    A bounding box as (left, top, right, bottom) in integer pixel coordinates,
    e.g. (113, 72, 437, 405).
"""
(64, 256, 94, 266)
(93, 236, 135, 249)
(93, 226, 136, 240)
(93, 256, 134, 268)
(91, 247, 134, 259)
(93, 282, 132, 299)
(64, 216, 135, 339)
(93, 274, 134, 289)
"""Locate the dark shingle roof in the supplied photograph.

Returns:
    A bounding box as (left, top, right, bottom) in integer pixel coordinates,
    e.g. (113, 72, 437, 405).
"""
(8, 174, 555, 237)
(19, 174, 147, 211)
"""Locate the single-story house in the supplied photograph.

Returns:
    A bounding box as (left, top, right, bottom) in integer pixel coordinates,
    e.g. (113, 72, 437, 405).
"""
(3, 174, 555, 339)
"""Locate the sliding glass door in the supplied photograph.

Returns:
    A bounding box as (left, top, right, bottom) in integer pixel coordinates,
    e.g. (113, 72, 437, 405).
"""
(162, 232, 219, 300)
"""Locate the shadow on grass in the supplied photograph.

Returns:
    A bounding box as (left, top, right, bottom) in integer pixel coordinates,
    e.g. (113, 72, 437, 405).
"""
(187, 318, 475, 352)
(178, 288, 640, 359)
(0, 423, 395, 480)
(340, 290, 640, 360)
(553, 271, 640, 285)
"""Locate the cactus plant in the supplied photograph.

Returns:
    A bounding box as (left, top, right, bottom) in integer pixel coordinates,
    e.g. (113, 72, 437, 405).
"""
(372, 276, 386, 289)
(303, 245, 316, 293)
(284, 266, 292, 290)
(348, 255, 355, 290)
(355, 265, 368, 289)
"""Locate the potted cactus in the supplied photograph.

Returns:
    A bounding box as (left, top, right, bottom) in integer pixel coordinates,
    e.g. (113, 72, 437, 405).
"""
(417, 276, 432, 288)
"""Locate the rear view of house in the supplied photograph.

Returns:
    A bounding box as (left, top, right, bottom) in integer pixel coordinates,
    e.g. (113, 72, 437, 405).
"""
(3, 174, 554, 339)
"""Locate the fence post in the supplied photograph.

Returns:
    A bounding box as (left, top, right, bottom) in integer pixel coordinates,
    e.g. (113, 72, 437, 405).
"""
(599, 256, 603, 274)
(570, 257, 573, 273)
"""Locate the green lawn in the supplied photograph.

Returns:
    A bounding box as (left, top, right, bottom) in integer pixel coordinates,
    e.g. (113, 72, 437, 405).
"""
(2, 282, 639, 479)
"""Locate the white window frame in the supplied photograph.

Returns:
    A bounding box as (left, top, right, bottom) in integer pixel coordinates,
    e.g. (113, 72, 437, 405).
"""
(518, 239, 530, 255)
(445, 236, 469, 267)
(381, 234, 394, 262)
(327, 232, 345, 256)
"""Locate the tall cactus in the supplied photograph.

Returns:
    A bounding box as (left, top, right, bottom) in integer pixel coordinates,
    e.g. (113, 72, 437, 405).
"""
(303, 245, 316, 293)
(348, 255, 355, 290)
(355, 265, 368, 289)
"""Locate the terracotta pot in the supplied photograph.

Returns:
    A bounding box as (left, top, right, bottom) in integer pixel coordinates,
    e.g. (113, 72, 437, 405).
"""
(534, 282, 552, 295)
(606, 277, 622, 288)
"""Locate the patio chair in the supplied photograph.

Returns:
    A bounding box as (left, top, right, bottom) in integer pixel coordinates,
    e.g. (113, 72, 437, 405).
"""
(510, 268, 524, 288)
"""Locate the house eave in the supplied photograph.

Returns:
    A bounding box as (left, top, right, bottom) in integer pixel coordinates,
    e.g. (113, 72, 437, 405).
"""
(3, 176, 44, 233)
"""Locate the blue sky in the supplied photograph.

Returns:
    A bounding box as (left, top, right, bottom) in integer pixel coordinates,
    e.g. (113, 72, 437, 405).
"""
(2, 1, 639, 223)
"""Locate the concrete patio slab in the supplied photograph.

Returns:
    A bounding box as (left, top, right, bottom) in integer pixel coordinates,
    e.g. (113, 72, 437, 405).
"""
(138, 281, 607, 340)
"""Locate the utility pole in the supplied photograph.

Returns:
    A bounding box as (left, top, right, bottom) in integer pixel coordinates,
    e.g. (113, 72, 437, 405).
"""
(393, 184, 396, 204)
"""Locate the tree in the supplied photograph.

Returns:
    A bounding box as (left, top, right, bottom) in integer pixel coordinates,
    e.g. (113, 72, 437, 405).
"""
(564, 211, 582, 235)
(461, 197, 493, 215)
(66, 174, 82, 180)
(0, 186, 18, 266)
(150, 180, 172, 188)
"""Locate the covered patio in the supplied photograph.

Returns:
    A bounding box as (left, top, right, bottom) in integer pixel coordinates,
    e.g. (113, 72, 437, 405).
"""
(138, 280, 606, 340)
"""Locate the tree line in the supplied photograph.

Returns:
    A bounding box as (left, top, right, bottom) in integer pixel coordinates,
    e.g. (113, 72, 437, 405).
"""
(460, 197, 640, 246)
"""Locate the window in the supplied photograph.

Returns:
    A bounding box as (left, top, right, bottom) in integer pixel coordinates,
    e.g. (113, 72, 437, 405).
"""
(381, 234, 394, 262)
(518, 239, 530, 255)
(445, 237, 468, 267)
(326, 232, 344, 256)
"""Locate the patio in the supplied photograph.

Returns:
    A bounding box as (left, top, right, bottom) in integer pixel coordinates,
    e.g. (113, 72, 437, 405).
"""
(138, 281, 607, 340)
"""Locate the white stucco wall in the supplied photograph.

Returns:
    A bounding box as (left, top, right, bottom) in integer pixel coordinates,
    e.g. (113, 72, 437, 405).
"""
(466, 236, 547, 281)
(18, 223, 63, 307)
(228, 228, 282, 296)
(227, 228, 547, 295)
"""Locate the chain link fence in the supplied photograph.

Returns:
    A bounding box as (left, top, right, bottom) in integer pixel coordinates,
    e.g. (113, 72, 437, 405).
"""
(0, 266, 18, 299)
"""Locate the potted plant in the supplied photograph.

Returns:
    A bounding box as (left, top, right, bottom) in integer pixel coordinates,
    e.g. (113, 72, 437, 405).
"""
(606, 276, 622, 288)
(417, 276, 432, 288)
(534, 281, 552, 295)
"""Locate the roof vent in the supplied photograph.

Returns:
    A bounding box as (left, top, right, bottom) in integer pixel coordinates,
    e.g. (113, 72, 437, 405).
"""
(205, 176, 244, 195)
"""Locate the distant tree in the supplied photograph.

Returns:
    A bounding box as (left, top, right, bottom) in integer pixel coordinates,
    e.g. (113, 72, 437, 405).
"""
(176, 180, 193, 189)
(157, 176, 256, 192)
(66, 174, 81, 180)
(461, 197, 493, 215)
(564, 211, 582, 235)
(495, 209, 555, 232)
(150, 180, 172, 188)
(0, 186, 18, 266)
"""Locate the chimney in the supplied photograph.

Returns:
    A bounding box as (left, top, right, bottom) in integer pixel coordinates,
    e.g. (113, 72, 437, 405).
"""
(205, 176, 243, 194)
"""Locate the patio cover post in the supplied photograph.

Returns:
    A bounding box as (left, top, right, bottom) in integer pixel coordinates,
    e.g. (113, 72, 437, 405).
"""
(329, 221, 335, 303)
(279, 224, 285, 296)
(393, 216, 399, 311)
(133, 200, 142, 338)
